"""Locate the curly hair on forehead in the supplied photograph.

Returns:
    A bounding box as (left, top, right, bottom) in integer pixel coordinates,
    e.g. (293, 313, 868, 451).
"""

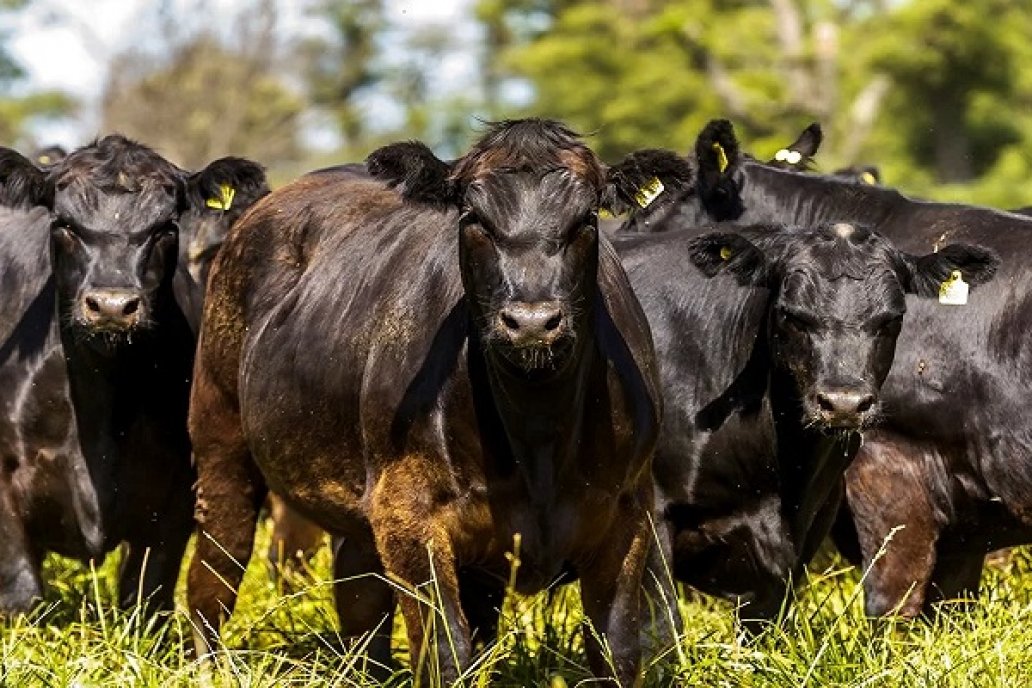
(50, 134, 184, 195)
(450, 118, 606, 188)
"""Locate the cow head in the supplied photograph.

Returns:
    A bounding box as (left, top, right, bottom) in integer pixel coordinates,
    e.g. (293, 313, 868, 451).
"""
(0, 136, 261, 353)
(368, 118, 690, 378)
(180, 157, 269, 286)
(689, 223, 999, 430)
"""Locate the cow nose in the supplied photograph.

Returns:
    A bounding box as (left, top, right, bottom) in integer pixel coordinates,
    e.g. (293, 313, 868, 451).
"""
(81, 289, 142, 327)
(815, 389, 876, 425)
(498, 301, 566, 346)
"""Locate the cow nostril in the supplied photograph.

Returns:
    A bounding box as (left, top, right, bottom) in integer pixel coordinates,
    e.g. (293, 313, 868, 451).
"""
(856, 395, 876, 414)
(816, 393, 835, 413)
(85, 296, 101, 313)
(121, 298, 140, 316)
(501, 312, 521, 332)
(544, 312, 563, 332)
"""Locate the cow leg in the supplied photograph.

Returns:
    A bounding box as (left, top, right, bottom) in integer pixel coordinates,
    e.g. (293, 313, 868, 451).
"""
(331, 524, 395, 678)
(458, 568, 505, 650)
(579, 490, 650, 687)
(0, 483, 41, 614)
(369, 464, 471, 685)
(844, 440, 937, 618)
(119, 524, 191, 613)
(186, 373, 267, 656)
(925, 550, 984, 614)
(639, 514, 682, 659)
(267, 493, 324, 577)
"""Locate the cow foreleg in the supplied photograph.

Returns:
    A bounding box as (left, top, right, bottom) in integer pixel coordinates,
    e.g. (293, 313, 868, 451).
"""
(579, 488, 650, 688)
(331, 523, 395, 679)
(369, 465, 471, 686)
(926, 550, 984, 615)
(639, 511, 682, 662)
(0, 484, 41, 615)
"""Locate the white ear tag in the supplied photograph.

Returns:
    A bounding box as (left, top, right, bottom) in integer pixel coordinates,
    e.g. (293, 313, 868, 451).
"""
(938, 270, 969, 306)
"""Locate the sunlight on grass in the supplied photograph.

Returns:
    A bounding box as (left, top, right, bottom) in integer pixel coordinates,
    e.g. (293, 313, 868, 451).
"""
(1, 519, 1030, 687)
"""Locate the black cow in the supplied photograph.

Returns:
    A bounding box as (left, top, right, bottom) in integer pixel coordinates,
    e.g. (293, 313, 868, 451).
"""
(0, 136, 262, 613)
(636, 118, 1032, 619)
(610, 221, 997, 623)
(186, 120, 673, 684)
(179, 158, 269, 288)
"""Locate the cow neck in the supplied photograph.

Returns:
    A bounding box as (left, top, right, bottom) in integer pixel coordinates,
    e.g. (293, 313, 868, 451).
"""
(767, 363, 860, 561)
(736, 162, 900, 230)
(55, 286, 193, 535)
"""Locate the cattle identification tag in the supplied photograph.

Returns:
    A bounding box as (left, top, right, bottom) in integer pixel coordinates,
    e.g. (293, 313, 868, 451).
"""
(635, 177, 665, 208)
(713, 142, 729, 173)
(774, 148, 802, 165)
(938, 270, 969, 306)
(206, 183, 236, 211)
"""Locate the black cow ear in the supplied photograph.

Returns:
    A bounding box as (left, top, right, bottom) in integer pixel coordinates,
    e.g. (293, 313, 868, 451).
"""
(187, 157, 269, 214)
(0, 148, 50, 209)
(769, 122, 822, 169)
(905, 244, 1000, 299)
(858, 166, 881, 185)
(695, 119, 744, 221)
(687, 232, 768, 286)
(367, 141, 455, 206)
(603, 148, 693, 215)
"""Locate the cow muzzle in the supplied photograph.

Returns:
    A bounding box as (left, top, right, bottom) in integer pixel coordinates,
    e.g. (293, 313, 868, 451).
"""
(494, 300, 573, 371)
(79, 288, 144, 331)
(810, 387, 877, 430)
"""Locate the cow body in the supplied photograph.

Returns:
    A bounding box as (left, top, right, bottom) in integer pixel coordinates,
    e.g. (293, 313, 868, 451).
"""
(187, 121, 671, 684)
(645, 121, 1029, 617)
(0, 139, 263, 613)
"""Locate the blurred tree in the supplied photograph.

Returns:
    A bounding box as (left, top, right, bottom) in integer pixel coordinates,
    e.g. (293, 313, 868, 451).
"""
(101, 3, 303, 170)
(0, 0, 76, 146)
(299, 0, 385, 149)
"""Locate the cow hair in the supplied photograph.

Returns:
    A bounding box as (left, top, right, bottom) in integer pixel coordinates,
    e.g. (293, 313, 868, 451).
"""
(366, 141, 455, 206)
(605, 148, 694, 214)
(50, 134, 184, 197)
(0, 149, 48, 209)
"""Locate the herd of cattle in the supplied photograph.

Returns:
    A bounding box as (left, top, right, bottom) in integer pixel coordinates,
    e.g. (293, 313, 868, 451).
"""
(1, 116, 1030, 684)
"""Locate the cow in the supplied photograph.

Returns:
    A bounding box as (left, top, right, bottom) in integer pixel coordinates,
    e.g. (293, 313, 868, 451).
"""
(185, 119, 675, 685)
(0, 136, 263, 614)
(178, 157, 269, 288)
(609, 220, 998, 624)
(632, 118, 1031, 619)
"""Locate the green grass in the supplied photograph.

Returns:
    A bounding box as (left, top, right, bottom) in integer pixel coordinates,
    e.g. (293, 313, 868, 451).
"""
(2, 519, 1031, 687)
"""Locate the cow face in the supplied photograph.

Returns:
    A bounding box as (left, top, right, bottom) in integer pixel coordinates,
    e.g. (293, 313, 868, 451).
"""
(180, 157, 269, 286)
(368, 119, 691, 377)
(690, 223, 999, 430)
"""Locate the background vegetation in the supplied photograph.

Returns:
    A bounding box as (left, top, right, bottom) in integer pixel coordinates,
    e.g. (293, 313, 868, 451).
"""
(5, 0, 1032, 206)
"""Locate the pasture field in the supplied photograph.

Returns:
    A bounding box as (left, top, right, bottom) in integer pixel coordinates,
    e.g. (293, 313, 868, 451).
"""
(2, 519, 1030, 687)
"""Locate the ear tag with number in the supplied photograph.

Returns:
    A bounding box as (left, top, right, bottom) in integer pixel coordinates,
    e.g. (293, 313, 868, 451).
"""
(635, 177, 665, 208)
(206, 183, 236, 211)
(938, 270, 968, 306)
(712, 142, 729, 173)
(720, 246, 733, 261)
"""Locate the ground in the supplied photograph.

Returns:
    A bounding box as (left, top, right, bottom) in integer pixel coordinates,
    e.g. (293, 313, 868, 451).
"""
(1, 520, 1030, 687)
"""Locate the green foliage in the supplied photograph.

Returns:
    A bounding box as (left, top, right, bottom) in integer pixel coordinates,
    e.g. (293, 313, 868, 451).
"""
(1, 521, 1031, 686)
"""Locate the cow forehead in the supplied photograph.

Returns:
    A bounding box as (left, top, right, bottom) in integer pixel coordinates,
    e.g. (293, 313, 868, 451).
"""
(53, 183, 178, 232)
(466, 170, 595, 232)
(781, 264, 905, 315)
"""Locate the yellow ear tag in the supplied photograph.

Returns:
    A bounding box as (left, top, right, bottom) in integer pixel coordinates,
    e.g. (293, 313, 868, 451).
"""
(635, 176, 665, 208)
(206, 183, 236, 211)
(598, 208, 614, 219)
(712, 142, 729, 173)
(938, 270, 969, 306)
(720, 246, 732, 261)
(861, 171, 877, 185)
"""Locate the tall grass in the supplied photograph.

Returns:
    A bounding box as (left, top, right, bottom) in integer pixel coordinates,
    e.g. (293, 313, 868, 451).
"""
(2, 518, 1030, 687)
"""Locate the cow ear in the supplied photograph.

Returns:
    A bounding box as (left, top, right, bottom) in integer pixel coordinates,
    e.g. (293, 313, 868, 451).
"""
(367, 141, 455, 206)
(687, 232, 769, 286)
(695, 119, 744, 221)
(858, 165, 881, 185)
(905, 244, 1000, 298)
(187, 157, 269, 216)
(0, 148, 50, 209)
(603, 149, 693, 215)
(769, 122, 822, 170)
